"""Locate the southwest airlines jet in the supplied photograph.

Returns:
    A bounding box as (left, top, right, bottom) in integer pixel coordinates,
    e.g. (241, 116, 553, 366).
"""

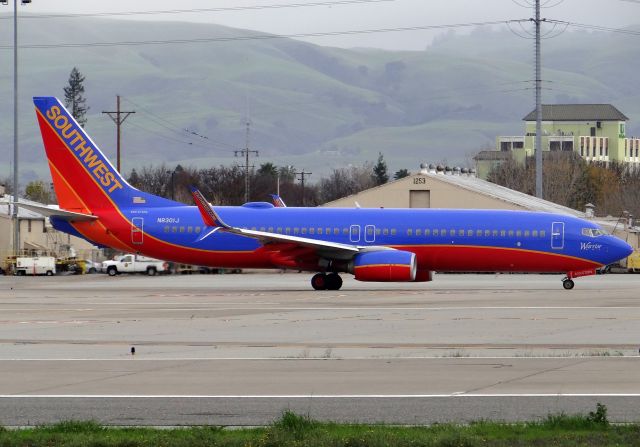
(28, 97, 632, 290)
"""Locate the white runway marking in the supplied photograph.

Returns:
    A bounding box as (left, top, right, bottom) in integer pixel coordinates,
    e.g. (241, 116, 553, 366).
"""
(1, 356, 638, 361)
(3, 394, 640, 398)
(4, 306, 640, 311)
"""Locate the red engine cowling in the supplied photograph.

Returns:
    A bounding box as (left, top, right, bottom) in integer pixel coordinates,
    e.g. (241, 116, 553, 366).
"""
(350, 250, 417, 282)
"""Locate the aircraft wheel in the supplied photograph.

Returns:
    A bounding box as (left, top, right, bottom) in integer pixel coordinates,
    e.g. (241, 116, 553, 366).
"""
(562, 279, 575, 290)
(311, 273, 327, 290)
(326, 273, 343, 290)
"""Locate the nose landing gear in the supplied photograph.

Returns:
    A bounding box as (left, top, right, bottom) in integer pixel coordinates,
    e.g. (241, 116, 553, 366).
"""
(311, 272, 343, 290)
(562, 278, 575, 290)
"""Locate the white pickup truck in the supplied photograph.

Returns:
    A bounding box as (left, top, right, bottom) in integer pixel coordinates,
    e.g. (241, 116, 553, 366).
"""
(102, 254, 167, 276)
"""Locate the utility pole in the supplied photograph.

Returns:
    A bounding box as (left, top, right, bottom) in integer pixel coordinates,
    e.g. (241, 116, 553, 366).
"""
(102, 95, 135, 172)
(534, 0, 544, 198)
(296, 169, 312, 206)
(12, 0, 19, 256)
(235, 119, 258, 203)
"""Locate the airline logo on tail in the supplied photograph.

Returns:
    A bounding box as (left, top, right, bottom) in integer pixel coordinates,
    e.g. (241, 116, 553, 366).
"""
(37, 99, 124, 195)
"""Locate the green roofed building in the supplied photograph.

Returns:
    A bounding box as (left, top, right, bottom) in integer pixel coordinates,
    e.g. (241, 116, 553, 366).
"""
(475, 104, 640, 179)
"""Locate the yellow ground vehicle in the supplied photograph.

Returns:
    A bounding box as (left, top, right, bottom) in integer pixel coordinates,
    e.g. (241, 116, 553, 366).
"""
(627, 251, 640, 273)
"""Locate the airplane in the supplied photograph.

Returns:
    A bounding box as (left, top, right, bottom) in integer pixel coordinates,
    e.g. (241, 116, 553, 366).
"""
(28, 96, 633, 290)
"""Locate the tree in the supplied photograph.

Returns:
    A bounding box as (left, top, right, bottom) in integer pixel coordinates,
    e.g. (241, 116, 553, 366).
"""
(24, 180, 52, 204)
(394, 168, 410, 180)
(372, 153, 389, 185)
(63, 67, 89, 127)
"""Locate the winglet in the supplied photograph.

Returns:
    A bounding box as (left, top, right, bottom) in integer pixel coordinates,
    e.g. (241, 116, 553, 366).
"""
(269, 194, 287, 208)
(189, 186, 230, 228)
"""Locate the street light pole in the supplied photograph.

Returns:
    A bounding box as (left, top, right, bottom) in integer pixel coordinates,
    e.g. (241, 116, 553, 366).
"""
(4, 0, 31, 257)
(12, 0, 19, 257)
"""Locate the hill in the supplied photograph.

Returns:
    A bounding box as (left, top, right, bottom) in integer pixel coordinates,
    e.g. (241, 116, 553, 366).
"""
(0, 16, 639, 184)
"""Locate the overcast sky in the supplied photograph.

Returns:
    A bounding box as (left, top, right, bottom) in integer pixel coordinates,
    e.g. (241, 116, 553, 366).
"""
(7, 0, 640, 50)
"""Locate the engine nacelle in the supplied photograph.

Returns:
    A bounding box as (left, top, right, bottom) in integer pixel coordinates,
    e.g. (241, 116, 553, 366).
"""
(350, 250, 417, 282)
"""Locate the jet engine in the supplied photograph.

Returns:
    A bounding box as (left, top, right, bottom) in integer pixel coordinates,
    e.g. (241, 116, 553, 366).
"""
(350, 250, 417, 282)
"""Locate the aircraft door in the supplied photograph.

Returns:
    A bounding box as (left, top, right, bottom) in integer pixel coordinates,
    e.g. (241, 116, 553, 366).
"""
(365, 225, 376, 243)
(551, 221, 564, 250)
(132, 217, 144, 245)
(350, 225, 361, 243)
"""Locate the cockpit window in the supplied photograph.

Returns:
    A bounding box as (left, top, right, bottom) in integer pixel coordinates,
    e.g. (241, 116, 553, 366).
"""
(582, 228, 604, 237)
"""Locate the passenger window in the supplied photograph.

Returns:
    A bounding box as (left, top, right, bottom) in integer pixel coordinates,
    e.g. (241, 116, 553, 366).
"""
(425, 229, 431, 236)
(484, 230, 490, 237)
(540, 230, 546, 237)
(532, 230, 538, 237)
(433, 229, 439, 236)
(376, 228, 382, 235)
(383, 229, 389, 235)
(277, 227, 283, 233)
(508, 230, 514, 237)
(476, 230, 482, 237)
(252, 227, 257, 231)
(516, 230, 522, 237)
(164, 226, 170, 233)
(391, 229, 397, 236)
(179, 226, 185, 233)
(492, 230, 498, 237)
(342, 228, 349, 235)
(467, 230, 473, 237)
(334, 228, 340, 235)
(187, 226, 193, 233)
(500, 230, 506, 237)
(268, 227, 274, 233)
(441, 229, 446, 236)
(416, 229, 422, 236)
(309, 228, 315, 235)
(367, 227, 374, 235)
(301, 228, 307, 234)
(286, 228, 291, 234)
(524, 230, 530, 237)
(260, 227, 266, 232)
(172, 226, 177, 233)
(195, 227, 201, 233)
(317, 228, 323, 235)
(450, 229, 456, 237)
(294, 228, 299, 234)
(407, 229, 413, 236)
(326, 228, 331, 234)
(458, 229, 465, 237)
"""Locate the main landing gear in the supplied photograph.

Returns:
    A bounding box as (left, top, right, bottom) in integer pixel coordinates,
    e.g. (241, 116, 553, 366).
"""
(562, 277, 575, 290)
(311, 272, 343, 290)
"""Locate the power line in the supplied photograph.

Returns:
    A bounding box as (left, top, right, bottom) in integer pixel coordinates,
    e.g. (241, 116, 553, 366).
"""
(546, 20, 640, 36)
(0, 20, 528, 49)
(121, 96, 237, 150)
(1, 0, 395, 20)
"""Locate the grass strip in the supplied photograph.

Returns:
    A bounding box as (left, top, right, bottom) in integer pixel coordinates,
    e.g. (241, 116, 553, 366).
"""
(2, 404, 640, 447)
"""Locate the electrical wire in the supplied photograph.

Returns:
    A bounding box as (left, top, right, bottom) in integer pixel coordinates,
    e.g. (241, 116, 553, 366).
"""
(121, 96, 237, 149)
(0, 0, 395, 20)
(0, 20, 529, 49)
(546, 20, 640, 36)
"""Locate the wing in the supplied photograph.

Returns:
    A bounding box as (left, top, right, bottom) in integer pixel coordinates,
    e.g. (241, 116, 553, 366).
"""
(189, 186, 390, 261)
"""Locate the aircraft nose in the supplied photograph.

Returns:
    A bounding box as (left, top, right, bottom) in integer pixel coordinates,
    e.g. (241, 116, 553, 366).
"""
(608, 236, 633, 263)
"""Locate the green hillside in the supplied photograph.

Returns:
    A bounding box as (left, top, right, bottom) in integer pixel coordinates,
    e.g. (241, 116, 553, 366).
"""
(0, 16, 638, 184)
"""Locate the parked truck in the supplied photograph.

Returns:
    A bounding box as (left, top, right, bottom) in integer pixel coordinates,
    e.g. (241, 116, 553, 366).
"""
(15, 257, 56, 276)
(102, 254, 168, 276)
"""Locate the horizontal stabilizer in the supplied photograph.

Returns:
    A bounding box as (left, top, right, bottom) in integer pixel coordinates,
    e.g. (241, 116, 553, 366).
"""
(17, 202, 97, 222)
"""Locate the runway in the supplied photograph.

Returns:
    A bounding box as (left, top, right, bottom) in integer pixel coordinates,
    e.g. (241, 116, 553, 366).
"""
(1, 272, 640, 425)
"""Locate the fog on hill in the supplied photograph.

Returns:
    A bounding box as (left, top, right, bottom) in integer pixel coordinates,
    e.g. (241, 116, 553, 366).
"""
(1, 16, 638, 184)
